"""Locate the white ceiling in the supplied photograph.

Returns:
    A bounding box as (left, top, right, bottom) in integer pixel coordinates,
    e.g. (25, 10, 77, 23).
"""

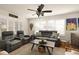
(0, 4, 79, 18)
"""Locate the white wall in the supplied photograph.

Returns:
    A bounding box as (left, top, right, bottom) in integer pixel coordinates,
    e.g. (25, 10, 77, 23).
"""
(0, 9, 29, 38)
(28, 11, 79, 42)
(0, 7, 79, 42)
(18, 16, 29, 35)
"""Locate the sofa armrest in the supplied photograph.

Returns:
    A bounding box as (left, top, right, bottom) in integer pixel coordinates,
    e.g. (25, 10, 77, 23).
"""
(0, 40, 6, 50)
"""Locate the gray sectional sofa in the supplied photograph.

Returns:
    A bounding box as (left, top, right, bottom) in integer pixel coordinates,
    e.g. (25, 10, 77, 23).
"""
(1, 31, 22, 52)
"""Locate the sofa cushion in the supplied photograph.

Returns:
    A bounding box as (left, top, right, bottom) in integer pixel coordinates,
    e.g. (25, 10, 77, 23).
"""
(51, 33, 59, 39)
(36, 32, 41, 37)
(23, 37, 29, 40)
(10, 40, 21, 45)
(5, 35, 14, 41)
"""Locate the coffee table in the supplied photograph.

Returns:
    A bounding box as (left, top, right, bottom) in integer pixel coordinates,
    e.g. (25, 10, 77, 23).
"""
(30, 39, 55, 55)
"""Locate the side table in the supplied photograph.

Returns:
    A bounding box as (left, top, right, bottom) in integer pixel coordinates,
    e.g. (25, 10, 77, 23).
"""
(60, 40, 71, 51)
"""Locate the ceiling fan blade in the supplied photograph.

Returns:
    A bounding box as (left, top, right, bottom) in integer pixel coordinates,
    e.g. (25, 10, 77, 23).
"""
(37, 4, 44, 12)
(39, 4, 44, 9)
(42, 10, 52, 12)
(27, 9, 37, 11)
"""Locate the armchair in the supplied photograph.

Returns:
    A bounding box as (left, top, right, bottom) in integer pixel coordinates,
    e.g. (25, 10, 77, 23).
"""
(16, 31, 30, 44)
(2, 31, 22, 52)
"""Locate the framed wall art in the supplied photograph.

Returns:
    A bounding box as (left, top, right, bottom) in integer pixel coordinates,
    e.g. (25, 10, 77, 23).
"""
(78, 18, 79, 27)
(66, 18, 77, 31)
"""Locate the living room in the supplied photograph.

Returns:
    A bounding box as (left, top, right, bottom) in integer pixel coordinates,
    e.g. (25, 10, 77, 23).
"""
(0, 4, 79, 55)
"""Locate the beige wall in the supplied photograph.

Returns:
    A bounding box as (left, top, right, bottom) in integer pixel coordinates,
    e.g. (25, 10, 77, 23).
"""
(28, 11, 79, 42)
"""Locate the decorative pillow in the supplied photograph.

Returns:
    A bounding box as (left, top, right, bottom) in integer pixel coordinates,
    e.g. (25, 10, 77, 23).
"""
(51, 33, 59, 39)
(36, 32, 41, 37)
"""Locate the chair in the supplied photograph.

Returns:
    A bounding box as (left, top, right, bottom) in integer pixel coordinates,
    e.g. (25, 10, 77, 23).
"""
(16, 31, 30, 44)
(2, 31, 22, 52)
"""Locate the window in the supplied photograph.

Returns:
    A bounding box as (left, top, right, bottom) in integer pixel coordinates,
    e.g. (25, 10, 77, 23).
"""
(47, 20, 56, 30)
(34, 20, 46, 33)
(56, 20, 65, 35)
(34, 19, 65, 35)
(8, 20, 14, 31)
(15, 22, 18, 31)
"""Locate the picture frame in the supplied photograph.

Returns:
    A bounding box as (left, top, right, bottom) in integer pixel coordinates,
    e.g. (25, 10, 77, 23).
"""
(66, 18, 77, 31)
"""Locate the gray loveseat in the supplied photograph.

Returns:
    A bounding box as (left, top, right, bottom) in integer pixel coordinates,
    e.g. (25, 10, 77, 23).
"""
(35, 30, 61, 47)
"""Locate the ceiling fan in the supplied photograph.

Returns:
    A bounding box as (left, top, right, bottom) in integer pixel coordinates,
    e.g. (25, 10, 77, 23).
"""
(27, 4, 52, 17)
